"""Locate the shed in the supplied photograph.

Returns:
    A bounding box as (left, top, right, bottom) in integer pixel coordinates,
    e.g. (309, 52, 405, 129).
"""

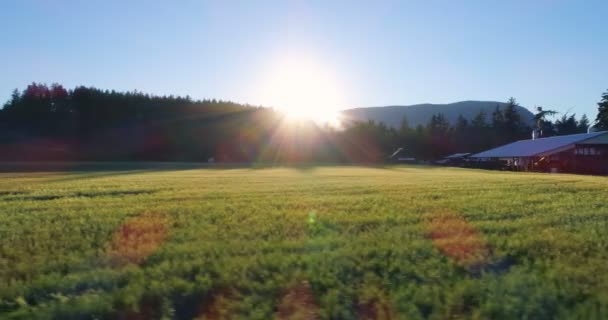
(388, 147, 416, 163)
(435, 153, 471, 165)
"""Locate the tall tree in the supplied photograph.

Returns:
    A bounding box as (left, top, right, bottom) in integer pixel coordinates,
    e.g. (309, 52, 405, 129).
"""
(455, 114, 469, 131)
(398, 114, 411, 136)
(595, 89, 608, 130)
(471, 110, 488, 129)
(533, 106, 558, 138)
(491, 104, 505, 129)
(3, 89, 20, 110)
(578, 114, 590, 133)
(491, 104, 507, 145)
(503, 97, 525, 139)
(425, 113, 452, 158)
(554, 113, 579, 135)
(453, 114, 470, 152)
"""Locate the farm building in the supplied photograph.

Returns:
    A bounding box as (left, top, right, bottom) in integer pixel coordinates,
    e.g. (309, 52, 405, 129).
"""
(388, 147, 416, 163)
(470, 131, 608, 174)
(435, 153, 471, 166)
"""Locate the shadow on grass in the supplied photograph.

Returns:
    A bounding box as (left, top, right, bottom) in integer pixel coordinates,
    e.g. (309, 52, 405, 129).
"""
(0, 161, 444, 184)
(2, 189, 158, 201)
(0, 162, 252, 183)
(0, 161, 415, 171)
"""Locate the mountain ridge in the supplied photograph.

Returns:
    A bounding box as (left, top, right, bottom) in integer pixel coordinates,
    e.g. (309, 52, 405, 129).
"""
(341, 100, 535, 128)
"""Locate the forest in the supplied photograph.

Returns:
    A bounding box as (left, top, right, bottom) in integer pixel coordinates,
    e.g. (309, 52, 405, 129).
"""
(0, 83, 606, 163)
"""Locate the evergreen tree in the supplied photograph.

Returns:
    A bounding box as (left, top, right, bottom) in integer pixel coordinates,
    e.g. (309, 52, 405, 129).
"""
(471, 110, 488, 128)
(503, 97, 524, 139)
(554, 113, 579, 135)
(398, 114, 411, 136)
(533, 106, 558, 130)
(426, 113, 452, 158)
(577, 114, 590, 133)
(491, 104, 506, 145)
(453, 114, 470, 152)
(595, 89, 608, 130)
(455, 114, 469, 131)
(491, 104, 505, 129)
(470, 110, 491, 151)
(539, 120, 556, 137)
(533, 106, 558, 138)
(3, 89, 20, 110)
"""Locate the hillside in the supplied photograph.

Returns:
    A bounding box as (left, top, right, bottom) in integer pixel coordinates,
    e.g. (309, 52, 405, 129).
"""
(342, 101, 535, 128)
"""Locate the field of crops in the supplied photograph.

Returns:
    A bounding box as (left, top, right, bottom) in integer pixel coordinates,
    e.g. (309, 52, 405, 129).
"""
(1, 164, 608, 319)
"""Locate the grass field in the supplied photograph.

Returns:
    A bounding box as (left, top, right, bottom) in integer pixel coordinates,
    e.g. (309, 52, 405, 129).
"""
(1, 164, 608, 319)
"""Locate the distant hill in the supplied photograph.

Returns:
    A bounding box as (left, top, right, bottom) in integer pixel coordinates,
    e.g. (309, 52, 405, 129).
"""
(341, 101, 535, 128)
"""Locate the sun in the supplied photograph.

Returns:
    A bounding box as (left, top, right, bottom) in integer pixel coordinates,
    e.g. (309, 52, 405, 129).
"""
(258, 57, 346, 127)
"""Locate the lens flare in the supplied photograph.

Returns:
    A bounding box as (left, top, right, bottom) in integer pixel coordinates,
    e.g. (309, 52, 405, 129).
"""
(257, 56, 347, 127)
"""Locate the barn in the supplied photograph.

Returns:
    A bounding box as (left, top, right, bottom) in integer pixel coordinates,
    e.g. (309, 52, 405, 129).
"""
(470, 131, 608, 174)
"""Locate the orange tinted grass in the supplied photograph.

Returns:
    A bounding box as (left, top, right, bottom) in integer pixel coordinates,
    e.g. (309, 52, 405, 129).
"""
(276, 281, 320, 320)
(425, 211, 490, 267)
(106, 212, 169, 267)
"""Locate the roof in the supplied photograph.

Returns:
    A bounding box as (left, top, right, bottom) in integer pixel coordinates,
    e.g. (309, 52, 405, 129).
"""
(389, 147, 404, 159)
(470, 131, 608, 158)
(444, 153, 471, 159)
(579, 133, 608, 145)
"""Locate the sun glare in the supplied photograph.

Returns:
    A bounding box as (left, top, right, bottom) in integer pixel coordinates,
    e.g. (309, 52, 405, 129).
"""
(258, 58, 346, 127)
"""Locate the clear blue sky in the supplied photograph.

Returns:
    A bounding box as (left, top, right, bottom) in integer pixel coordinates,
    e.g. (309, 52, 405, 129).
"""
(1, 0, 607, 118)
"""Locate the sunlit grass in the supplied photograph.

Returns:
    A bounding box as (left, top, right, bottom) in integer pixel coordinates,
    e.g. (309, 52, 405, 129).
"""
(0, 165, 607, 319)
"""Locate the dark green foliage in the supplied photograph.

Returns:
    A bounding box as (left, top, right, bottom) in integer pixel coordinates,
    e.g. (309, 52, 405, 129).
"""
(533, 106, 559, 137)
(0, 83, 295, 162)
(595, 90, 608, 130)
(555, 114, 586, 135)
(578, 114, 590, 132)
(0, 84, 601, 161)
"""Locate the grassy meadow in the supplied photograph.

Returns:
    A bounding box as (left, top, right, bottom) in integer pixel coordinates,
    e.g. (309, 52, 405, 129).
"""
(1, 164, 608, 319)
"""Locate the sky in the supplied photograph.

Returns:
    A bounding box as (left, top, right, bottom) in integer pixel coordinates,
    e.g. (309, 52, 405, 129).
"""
(1, 0, 607, 119)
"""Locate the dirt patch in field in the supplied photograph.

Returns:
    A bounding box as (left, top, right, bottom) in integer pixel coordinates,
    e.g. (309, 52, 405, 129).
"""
(357, 295, 396, 320)
(106, 212, 169, 267)
(114, 299, 162, 320)
(276, 281, 320, 320)
(425, 211, 490, 268)
(196, 288, 236, 320)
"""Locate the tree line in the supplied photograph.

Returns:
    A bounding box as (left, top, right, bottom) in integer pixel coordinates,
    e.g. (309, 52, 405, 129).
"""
(1, 83, 606, 163)
(339, 96, 596, 160)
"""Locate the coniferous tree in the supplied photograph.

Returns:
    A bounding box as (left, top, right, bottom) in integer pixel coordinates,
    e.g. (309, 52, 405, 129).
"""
(470, 110, 491, 151)
(455, 114, 469, 131)
(491, 104, 506, 145)
(398, 114, 411, 137)
(491, 105, 505, 129)
(577, 114, 590, 133)
(595, 89, 608, 130)
(471, 110, 488, 129)
(555, 114, 579, 135)
(453, 115, 470, 152)
(533, 106, 558, 138)
(425, 113, 451, 158)
(503, 97, 525, 140)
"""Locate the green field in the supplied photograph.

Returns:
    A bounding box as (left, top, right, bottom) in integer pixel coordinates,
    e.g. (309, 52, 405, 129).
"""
(1, 165, 608, 319)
